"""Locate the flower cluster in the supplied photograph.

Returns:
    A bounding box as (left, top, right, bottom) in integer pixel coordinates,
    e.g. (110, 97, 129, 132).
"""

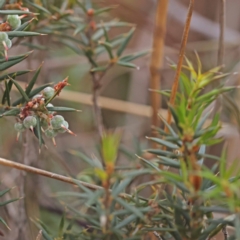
(14, 86, 73, 144)
(0, 15, 21, 58)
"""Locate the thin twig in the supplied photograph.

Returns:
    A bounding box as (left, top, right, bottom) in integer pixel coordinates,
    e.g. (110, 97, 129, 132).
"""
(213, 0, 226, 114)
(150, 0, 169, 135)
(91, 72, 104, 138)
(165, 0, 195, 129)
(0, 157, 145, 201)
(218, 0, 226, 66)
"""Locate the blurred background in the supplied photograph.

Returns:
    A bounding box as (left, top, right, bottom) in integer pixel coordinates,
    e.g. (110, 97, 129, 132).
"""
(1, 0, 240, 239)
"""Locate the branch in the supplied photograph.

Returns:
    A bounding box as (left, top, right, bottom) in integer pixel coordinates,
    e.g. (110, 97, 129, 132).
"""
(218, 0, 226, 66)
(149, 0, 169, 138)
(91, 72, 104, 138)
(0, 157, 139, 201)
(213, 0, 226, 114)
(165, 0, 195, 129)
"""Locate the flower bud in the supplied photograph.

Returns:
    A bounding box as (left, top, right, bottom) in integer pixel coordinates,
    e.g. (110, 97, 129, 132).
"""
(23, 116, 37, 128)
(40, 119, 49, 129)
(45, 128, 57, 138)
(0, 32, 8, 42)
(47, 103, 54, 114)
(57, 120, 69, 133)
(14, 122, 25, 132)
(50, 115, 64, 129)
(7, 15, 21, 30)
(32, 94, 42, 100)
(42, 87, 55, 100)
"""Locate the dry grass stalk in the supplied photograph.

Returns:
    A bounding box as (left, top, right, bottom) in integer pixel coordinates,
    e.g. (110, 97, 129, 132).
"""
(149, 0, 169, 136)
(165, 0, 195, 130)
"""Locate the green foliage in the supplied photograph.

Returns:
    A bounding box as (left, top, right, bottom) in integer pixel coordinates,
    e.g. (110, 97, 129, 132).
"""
(0, 1, 240, 240)
(0, 186, 18, 230)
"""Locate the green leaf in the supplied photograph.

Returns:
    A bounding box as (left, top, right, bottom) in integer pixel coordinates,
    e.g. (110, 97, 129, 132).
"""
(0, 10, 35, 15)
(146, 137, 178, 149)
(112, 178, 133, 198)
(115, 197, 145, 220)
(6, 31, 43, 38)
(0, 54, 29, 71)
(55, 39, 83, 55)
(25, 64, 43, 96)
(114, 214, 137, 229)
(73, 24, 86, 36)
(0, 198, 19, 207)
(119, 50, 150, 62)
(0, 217, 9, 230)
(158, 156, 180, 168)
(117, 28, 135, 57)
(0, 108, 20, 117)
(35, 116, 43, 147)
(69, 150, 95, 167)
(21, 42, 48, 50)
(0, 70, 31, 82)
(138, 155, 161, 172)
(76, 1, 87, 13)
(12, 83, 52, 106)
(58, 214, 65, 238)
(94, 6, 118, 16)
(9, 77, 30, 102)
(25, 0, 51, 14)
(0, 188, 11, 197)
(102, 132, 121, 164)
(117, 61, 138, 69)
(99, 42, 114, 59)
(0, 52, 32, 64)
(46, 107, 81, 112)
(96, 21, 135, 28)
(32, 220, 53, 240)
(92, 28, 109, 42)
(3, 80, 11, 106)
(90, 66, 108, 72)
(147, 149, 177, 158)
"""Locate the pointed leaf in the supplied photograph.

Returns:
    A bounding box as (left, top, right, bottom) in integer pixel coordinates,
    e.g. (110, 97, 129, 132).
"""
(12, 83, 52, 106)
(0, 108, 20, 117)
(0, 10, 35, 15)
(120, 50, 150, 62)
(10, 77, 29, 102)
(0, 55, 29, 71)
(46, 107, 81, 112)
(117, 61, 138, 69)
(6, 31, 43, 38)
(117, 28, 135, 57)
(94, 6, 118, 15)
(0, 70, 31, 82)
(25, 64, 42, 95)
(146, 137, 178, 149)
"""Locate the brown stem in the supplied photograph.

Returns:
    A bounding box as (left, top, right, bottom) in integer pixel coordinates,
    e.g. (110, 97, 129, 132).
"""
(0, 157, 143, 201)
(150, 0, 169, 136)
(91, 72, 104, 138)
(213, 0, 226, 114)
(165, 0, 195, 129)
(218, 0, 226, 67)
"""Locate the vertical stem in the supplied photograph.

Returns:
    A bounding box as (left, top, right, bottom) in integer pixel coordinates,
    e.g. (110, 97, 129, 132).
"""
(213, 0, 226, 114)
(91, 72, 104, 138)
(150, 0, 169, 135)
(218, 0, 226, 66)
(165, 0, 195, 129)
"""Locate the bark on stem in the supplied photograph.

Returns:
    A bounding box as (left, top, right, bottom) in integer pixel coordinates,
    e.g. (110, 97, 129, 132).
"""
(150, 0, 169, 134)
(91, 72, 104, 138)
(165, 0, 195, 129)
